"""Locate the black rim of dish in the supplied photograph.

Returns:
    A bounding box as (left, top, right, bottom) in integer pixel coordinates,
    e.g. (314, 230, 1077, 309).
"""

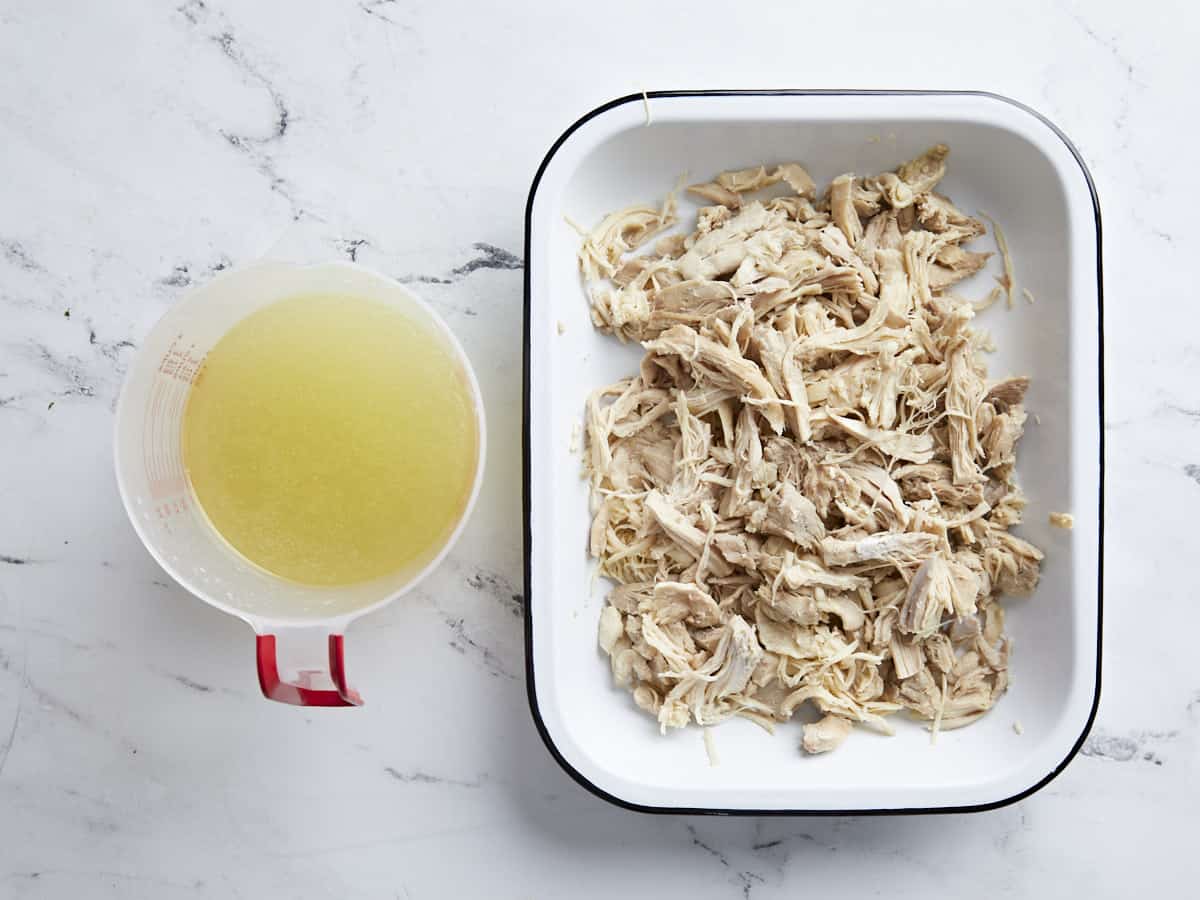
(522, 89, 1105, 816)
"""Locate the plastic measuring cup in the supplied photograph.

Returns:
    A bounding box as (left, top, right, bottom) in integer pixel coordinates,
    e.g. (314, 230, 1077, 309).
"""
(114, 261, 486, 706)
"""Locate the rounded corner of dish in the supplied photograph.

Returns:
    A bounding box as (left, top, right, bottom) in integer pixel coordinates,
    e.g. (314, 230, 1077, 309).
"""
(524, 660, 661, 814)
(957, 92, 1100, 214)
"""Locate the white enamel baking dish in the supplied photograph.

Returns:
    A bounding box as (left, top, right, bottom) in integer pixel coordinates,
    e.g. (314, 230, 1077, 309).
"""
(523, 91, 1102, 814)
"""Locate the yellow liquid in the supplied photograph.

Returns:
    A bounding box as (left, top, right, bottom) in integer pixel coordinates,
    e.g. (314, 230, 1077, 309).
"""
(182, 294, 478, 587)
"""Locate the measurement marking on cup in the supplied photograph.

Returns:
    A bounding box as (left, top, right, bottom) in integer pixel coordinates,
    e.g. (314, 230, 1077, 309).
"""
(143, 338, 206, 509)
(143, 378, 163, 490)
(149, 380, 172, 495)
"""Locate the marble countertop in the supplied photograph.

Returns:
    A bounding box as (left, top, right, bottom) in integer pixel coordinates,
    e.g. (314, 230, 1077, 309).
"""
(0, 0, 1193, 896)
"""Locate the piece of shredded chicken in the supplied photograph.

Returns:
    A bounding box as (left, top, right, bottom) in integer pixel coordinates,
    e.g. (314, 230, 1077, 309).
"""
(578, 146, 1043, 755)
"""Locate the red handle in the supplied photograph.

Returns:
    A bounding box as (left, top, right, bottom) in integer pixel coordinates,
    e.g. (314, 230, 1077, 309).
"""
(256, 634, 363, 706)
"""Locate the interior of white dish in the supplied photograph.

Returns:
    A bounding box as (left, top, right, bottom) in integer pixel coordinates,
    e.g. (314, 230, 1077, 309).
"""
(526, 93, 1100, 811)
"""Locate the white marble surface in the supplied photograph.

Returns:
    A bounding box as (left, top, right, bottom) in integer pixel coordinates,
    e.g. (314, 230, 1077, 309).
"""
(0, 0, 1194, 896)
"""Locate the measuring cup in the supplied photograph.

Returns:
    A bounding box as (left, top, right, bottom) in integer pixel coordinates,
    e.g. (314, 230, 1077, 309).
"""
(114, 261, 486, 706)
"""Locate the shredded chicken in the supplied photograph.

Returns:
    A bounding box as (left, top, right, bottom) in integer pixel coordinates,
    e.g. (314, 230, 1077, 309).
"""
(578, 146, 1043, 755)
(802, 714, 854, 754)
(1049, 512, 1074, 530)
(978, 211, 1016, 309)
(703, 727, 720, 766)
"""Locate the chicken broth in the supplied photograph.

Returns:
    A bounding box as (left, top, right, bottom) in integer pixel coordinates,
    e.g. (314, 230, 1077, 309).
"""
(182, 293, 478, 587)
